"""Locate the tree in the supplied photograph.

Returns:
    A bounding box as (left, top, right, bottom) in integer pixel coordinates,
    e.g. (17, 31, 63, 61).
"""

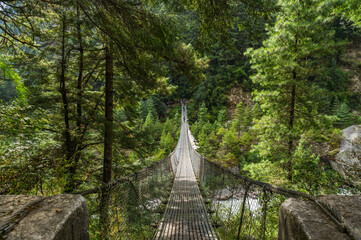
(0, 0, 208, 195)
(99, 38, 114, 239)
(232, 101, 252, 137)
(330, 0, 361, 28)
(103, 40, 113, 185)
(58, 11, 75, 192)
(332, 98, 355, 128)
(246, 0, 341, 179)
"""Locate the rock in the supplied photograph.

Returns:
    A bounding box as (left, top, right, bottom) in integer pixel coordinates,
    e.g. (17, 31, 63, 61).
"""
(332, 125, 361, 186)
(227, 86, 253, 117)
(0, 194, 89, 240)
(318, 195, 361, 231)
(342, 43, 361, 95)
(278, 195, 361, 240)
(231, 166, 240, 174)
(0, 195, 42, 226)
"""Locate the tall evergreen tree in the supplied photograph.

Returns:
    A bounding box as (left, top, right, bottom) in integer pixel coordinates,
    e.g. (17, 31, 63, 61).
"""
(246, 0, 341, 178)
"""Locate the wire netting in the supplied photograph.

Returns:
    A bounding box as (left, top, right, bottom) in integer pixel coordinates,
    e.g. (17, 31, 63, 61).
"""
(187, 133, 289, 240)
(187, 132, 359, 240)
(194, 157, 283, 240)
(81, 156, 174, 239)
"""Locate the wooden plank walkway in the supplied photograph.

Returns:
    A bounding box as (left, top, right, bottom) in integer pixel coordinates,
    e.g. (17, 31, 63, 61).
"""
(154, 111, 218, 239)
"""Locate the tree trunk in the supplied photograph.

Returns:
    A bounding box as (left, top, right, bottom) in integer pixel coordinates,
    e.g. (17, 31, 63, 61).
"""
(103, 42, 113, 184)
(59, 14, 75, 193)
(286, 36, 299, 180)
(76, 4, 83, 133)
(287, 74, 296, 180)
(100, 40, 113, 240)
(65, 5, 84, 192)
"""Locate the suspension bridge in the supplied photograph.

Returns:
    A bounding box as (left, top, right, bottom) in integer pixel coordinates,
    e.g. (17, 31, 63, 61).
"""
(154, 106, 217, 239)
(1, 103, 359, 240)
(77, 103, 359, 239)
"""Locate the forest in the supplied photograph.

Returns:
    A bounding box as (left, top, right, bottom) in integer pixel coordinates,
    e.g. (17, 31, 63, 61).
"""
(0, 0, 361, 239)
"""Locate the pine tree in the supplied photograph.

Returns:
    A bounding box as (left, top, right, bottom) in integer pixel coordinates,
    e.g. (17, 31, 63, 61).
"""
(198, 102, 209, 123)
(246, 0, 341, 178)
(217, 108, 227, 124)
(232, 101, 253, 137)
(332, 98, 353, 128)
(144, 111, 156, 132)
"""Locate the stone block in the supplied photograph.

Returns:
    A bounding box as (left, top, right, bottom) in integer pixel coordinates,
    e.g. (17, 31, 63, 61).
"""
(279, 195, 361, 240)
(0, 194, 89, 240)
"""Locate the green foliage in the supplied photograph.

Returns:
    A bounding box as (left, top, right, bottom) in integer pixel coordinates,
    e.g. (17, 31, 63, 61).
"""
(143, 111, 157, 132)
(231, 101, 253, 134)
(198, 102, 210, 123)
(244, 160, 287, 185)
(156, 130, 175, 160)
(165, 0, 275, 111)
(1, 1, 360, 235)
(191, 100, 257, 168)
(217, 108, 227, 125)
(291, 139, 324, 193)
(0, 57, 28, 103)
(0, 103, 60, 194)
(190, 102, 210, 138)
(332, 98, 360, 128)
(0, 81, 16, 102)
(245, 0, 346, 165)
(330, 0, 361, 28)
(189, 91, 349, 193)
(291, 136, 346, 194)
(216, 128, 241, 168)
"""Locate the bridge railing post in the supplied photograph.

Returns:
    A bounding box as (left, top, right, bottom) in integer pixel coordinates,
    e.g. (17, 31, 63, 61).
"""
(237, 181, 251, 240)
(260, 188, 271, 240)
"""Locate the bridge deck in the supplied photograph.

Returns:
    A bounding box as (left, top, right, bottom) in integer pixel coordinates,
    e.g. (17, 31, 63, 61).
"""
(154, 115, 218, 239)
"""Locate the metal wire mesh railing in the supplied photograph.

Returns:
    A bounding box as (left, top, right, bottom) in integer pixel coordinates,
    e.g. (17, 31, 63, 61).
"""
(187, 128, 361, 240)
(70, 106, 188, 240)
(75, 156, 175, 239)
(192, 155, 281, 240)
(169, 113, 184, 174)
